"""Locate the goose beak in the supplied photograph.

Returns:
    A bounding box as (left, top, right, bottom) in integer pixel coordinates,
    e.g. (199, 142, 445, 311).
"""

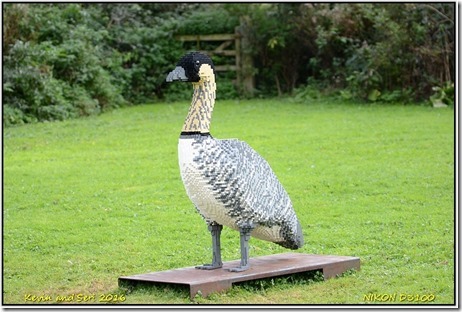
(166, 66, 188, 82)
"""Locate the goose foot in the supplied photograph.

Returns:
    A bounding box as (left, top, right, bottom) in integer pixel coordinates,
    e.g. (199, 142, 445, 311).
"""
(228, 264, 250, 272)
(195, 263, 222, 270)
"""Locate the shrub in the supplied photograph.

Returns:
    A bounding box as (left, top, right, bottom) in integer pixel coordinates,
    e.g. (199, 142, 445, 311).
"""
(3, 4, 126, 125)
(225, 3, 454, 102)
(176, 4, 239, 35)
(3, 41, 74, 123)
(429, 82, 454, 107)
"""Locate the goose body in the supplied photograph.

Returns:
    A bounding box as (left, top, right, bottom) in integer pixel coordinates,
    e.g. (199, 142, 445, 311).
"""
(179, 134, 302, 249)
(167, 52, 304, 271)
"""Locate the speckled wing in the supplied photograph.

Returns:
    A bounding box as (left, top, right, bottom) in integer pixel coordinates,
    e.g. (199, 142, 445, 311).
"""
(179, 134, 303, 249)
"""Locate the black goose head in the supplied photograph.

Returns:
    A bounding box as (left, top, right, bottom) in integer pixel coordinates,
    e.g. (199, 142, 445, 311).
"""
(166, 52, 215, 83)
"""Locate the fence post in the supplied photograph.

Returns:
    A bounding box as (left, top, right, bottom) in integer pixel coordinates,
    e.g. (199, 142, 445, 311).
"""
(237, 16, 255, 97)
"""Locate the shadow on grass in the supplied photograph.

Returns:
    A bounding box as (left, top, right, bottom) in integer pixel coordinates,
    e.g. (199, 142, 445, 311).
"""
(119, 280, 191, 301)
(232, 269, 325, 294)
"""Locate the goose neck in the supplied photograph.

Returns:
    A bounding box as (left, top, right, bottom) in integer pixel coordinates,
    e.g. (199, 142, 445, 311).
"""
(182, 79, 216, 134)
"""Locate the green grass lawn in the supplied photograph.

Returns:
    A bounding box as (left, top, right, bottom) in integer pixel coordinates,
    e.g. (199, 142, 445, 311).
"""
(3, 99, 455, 305)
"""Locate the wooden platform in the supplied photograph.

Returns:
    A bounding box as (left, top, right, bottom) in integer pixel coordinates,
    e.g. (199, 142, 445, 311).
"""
(119, 253, 360, 299)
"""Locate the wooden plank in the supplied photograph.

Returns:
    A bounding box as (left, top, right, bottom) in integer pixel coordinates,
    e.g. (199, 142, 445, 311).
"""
(215, 65, 237, 72)
(215, 40, 233, 51)
(119, 253, 360, 299)
(197, 50, 236, 57)
(213, 50, 236, 56)
(176, 34, 237, 42)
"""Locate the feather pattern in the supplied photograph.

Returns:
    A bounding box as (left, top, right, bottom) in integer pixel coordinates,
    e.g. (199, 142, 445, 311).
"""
(179, 133, 303, 249)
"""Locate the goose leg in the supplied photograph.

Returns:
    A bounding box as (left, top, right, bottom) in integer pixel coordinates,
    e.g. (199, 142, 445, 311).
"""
(229, 224, 254, 272)
(196, 222, 223, 270)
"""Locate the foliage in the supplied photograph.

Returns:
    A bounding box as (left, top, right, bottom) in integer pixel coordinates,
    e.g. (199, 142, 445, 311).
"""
(430, 82, 455, 107)
(96, 4, 184, 103)
(176, 4, 239, 35)
(224, 3, 454, 102)
(228, 4, 309, 96)
(3, 4, 126, 125)
(2, 3, 241, 125)
(312, 4, 454, 102)
(3, 3, 455, 126)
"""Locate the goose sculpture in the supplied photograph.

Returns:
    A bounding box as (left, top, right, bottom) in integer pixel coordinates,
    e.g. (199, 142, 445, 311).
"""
(166, 52, 304, 272)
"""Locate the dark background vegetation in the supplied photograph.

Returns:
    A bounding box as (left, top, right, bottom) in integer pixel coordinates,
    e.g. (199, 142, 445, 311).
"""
(3, 3, 455, 126)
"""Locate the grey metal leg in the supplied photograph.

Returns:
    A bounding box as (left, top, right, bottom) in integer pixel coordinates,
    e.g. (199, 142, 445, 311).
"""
(196, 223, 223, 270)
(229, 225, 254, 272)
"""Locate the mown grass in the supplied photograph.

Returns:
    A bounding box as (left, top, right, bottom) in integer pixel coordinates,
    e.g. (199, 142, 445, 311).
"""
(3, 98, 455, 305)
